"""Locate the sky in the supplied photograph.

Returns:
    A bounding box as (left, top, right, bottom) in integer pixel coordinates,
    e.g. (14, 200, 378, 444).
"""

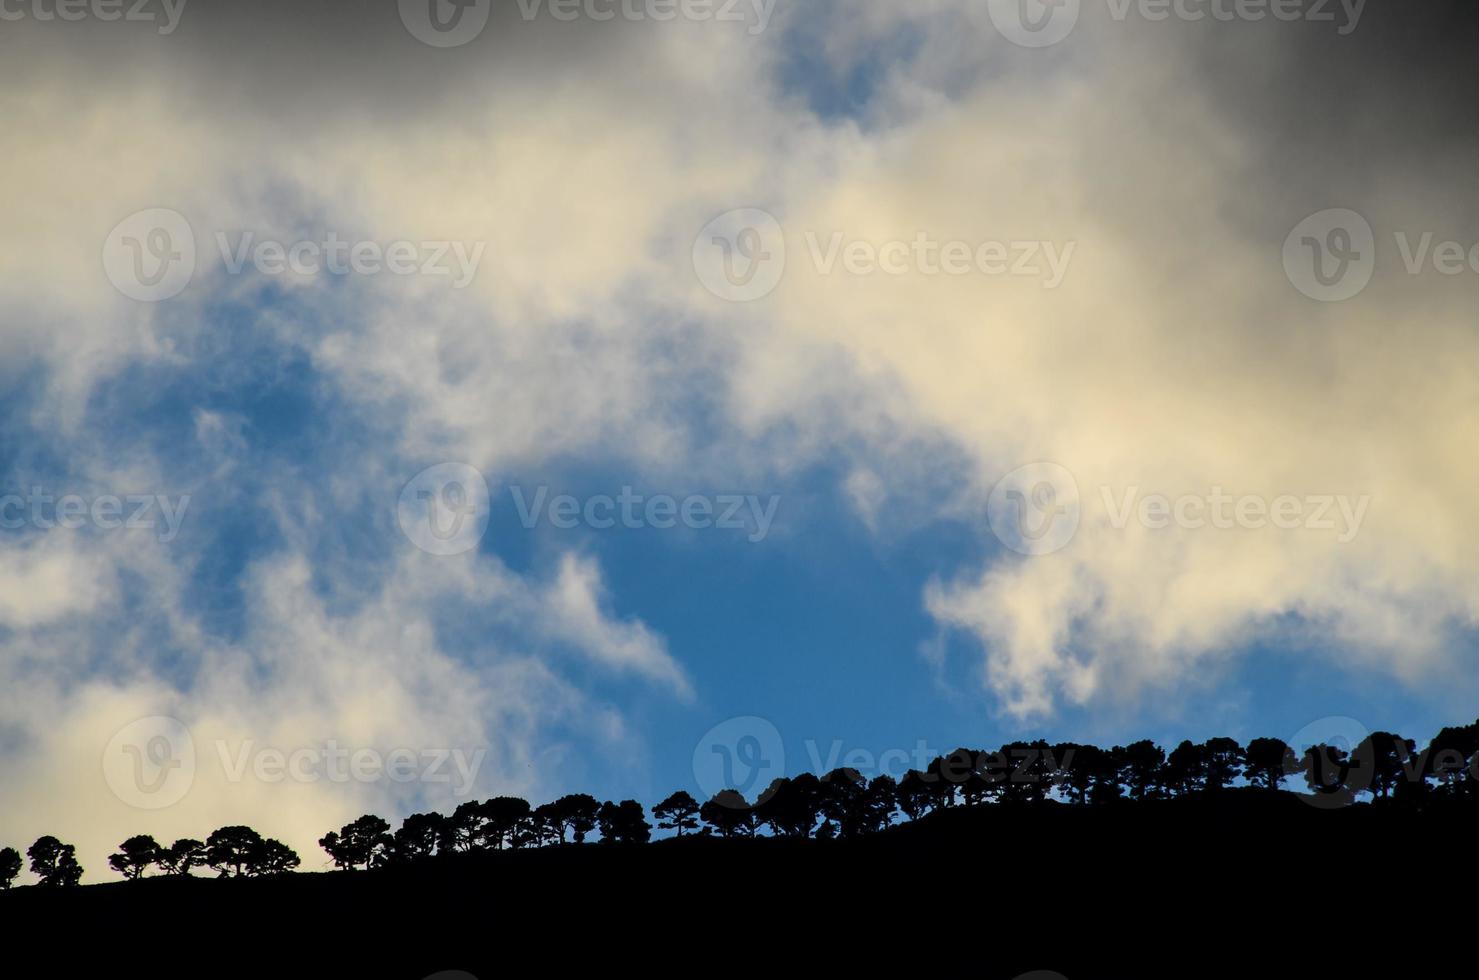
(2, 0, 1478, 879)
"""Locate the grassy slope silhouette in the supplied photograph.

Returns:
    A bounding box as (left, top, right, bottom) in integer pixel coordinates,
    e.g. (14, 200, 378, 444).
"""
(2, 788, 1459, 977)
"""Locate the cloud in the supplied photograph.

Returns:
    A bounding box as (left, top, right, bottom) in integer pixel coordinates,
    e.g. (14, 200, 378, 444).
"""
(542, 553, 694, 699)
(2, 0, 1478, 881)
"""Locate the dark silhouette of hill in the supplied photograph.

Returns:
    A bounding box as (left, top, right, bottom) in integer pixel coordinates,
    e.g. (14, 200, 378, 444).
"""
(2, 788, 1464, 977)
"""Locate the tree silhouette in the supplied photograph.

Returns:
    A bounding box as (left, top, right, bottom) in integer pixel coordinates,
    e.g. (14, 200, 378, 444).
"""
(699, 790, 756, 837)
(1354, 732, 1419, 801)
(391, 812, 444, 863)
(1121, 740, 1166, 800)
(896, 770, 935, 819)
(439, 800, 486, 853)
(320, 815, 392, 870)
(0, 847, 21, 890)
(1301, 743, 1356, 806)
(654, 791, 701, 837)
(597, 800, 651, 844)
(206, 826, 264, 878)
(108, 834, 161, 879)
(478, 797, 532, 850)
(755, 773, 823, 838)
(1203, 738, 1245, 792)
(1164, 741, 1207, 796)
(555, 794, 602, 844)
(1244, 738, 1298, 791)
(250, 839, 301, 876)
(529, 804, 564, 847)
(157, 839, 206, 876)
(28, 836, 83, 887)
(1425, 723, 1478, 798)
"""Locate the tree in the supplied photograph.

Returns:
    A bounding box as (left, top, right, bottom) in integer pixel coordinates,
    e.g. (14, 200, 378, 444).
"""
(754, 774, 823, 838)
(653, 790, 701, 837)
(1244, 738, 1298, 791)
(1055, 744, 1099, 804)
(320, 815, 392, 870)
(863, 775, 899, 834)
(250, 838, 301, 876)
(1089, 746, 1125, 805)
(1203, 738, 1245, 792)
(1121, 740, 1166, 800)
(206, 826, 265, 877)
(1425, 723, 1479, 798)
(390, 812, 444, 863)
(28, 836, 83, 887)
(1301, 743, 1356, 807)
(896, 770, 935, 820)
(1164, 741, 1207, 796)
(1352, 732, 1419, 801)
(699, 790, 756, 837)
(108, 834, 161, 880)
(0, 847, 21, 890)
(477, 797, 532, 850)
(157, 839, 206, 876)
(440, 800, 487, 853)
(556, 794, 602, 844)
(597, 800, 651, 844)
(530, 803, 565, 847)
(817, 768, 868, 837)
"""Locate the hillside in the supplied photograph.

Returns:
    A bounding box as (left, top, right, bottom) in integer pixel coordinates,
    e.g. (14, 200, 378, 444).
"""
(3, 790, 1454, 977)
